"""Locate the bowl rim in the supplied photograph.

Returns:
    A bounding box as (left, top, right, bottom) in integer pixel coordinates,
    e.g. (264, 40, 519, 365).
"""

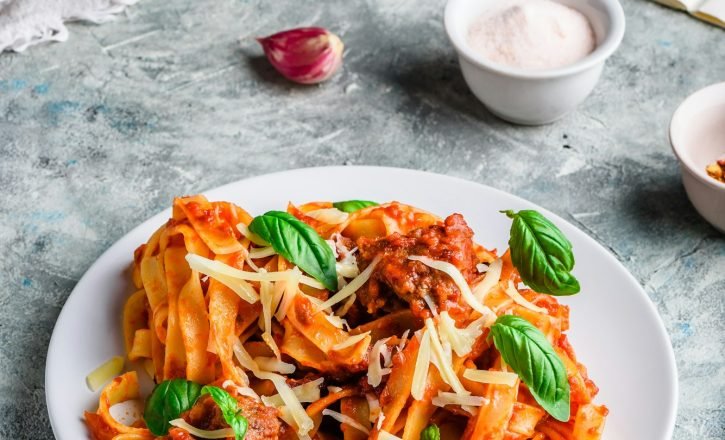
(443, 0, 626, 80)
(669, 81, 725, 192)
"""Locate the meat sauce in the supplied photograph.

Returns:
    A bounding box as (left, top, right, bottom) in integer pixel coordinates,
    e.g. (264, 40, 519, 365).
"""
(356, 214, 480, 322)
(179, 394, 281, 440)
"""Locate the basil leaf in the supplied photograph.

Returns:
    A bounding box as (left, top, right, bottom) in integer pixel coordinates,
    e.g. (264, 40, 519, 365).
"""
(420, 423, 440, 440)
(490, 315, 570, 421)
(332, 200, 378, 213)
(144, 379, 202, 435)
(201, 386, 248, 440)
(249, 211, 338, 291)
(502, 210, 580, 296)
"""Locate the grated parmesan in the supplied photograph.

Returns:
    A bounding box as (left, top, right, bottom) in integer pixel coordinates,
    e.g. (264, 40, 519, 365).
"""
(321, 409, 370, 435)
(335, 294, 357, 317)
(222, 380, 261, 401)
(319, 255, 381, 311)
(473, 258, 503, 301)
(168, 419, 234, 439)
(248, 246, 277, 259)
(367, 337, 392, 387)
(432, 391, 487, 408)
(186, 253, 325, 290)
(274, 267, 301, 321)
(236, 223, 270, 247)
(262, 377, 324, 407)
(504, 280, 548, 314)
(365, 393, 381, 423)
(437, 311, 485, 357)
(462, 368, 519, 387)
(408, 256, 495, 319)
(232, 340, 314, 438)
(254, 356, 296, 374)
(332, 331, 370, 351)
(411, 330, 431, 401)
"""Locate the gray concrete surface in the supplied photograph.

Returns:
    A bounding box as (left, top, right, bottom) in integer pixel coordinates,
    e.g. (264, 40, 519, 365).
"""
(0, 0, 723, 438)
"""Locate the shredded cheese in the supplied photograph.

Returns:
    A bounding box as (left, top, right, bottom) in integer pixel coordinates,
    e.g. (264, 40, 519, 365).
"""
(324, 313, 348, 330)
(335, 294, 357, 317)
(259, 277, 281, 358)
(424, 318, 467, 396)
(365, 393, 381, 423)
(367, 337, 392, 387)
(248, 246, 277, 259)
(186, 253, 324, 290)
(274, 267, 301, 321)
(462, 368, 519, 387)
(473, 259, 503, 301)
(408, 256, 495, 319)
(168, 419, 235, 439)
(431, 391, 487, 408)
(207, 270, 259, 304)
(236, 223, 269, 247)
(319, 255, 381, 311)
(411, 330, 431, 401)
(397, 329, 410, 352)
(376, 413, 386, 430)
(232, 340, 314, 437)
(321, 409, 371, 435)
(336, 261, 360, 279)
(332, 331, 370, 351)
(437, 311, 484, 357)
(262, 377, 324, 407)
(306, 208, 349, 224)
(254, 356, 296, 374)
(86, 356, 124, 392)
(422, 293, 439, 317)
(222, 380, 261, 400)
(504, 280, 548, 314)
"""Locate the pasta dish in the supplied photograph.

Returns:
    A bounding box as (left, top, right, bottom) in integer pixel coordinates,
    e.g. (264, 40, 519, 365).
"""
(83, 196, 607, 440)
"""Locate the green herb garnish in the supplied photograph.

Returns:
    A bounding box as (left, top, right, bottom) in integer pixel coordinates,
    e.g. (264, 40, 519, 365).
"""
(490, 315, 570, 421)
(420, 423, 440, 440)
(201, 386, 248, 440)
(502, 210, 580, 296)
(143, 379, 202, 435)
(249, 211, 338, 291)
(332, 200, 378, 213)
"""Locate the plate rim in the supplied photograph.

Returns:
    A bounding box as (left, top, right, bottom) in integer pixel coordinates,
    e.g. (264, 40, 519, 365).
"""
(45, 165, 678, 439)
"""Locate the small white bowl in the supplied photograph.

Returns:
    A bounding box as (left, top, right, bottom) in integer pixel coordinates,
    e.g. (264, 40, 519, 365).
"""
(670, 82, 725, 233)
(444, 0, 625, 125)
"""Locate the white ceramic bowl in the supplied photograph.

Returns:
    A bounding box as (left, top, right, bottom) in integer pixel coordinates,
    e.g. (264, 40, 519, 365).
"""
(670, 82, 725, 233)
(444, 0, 625, 125)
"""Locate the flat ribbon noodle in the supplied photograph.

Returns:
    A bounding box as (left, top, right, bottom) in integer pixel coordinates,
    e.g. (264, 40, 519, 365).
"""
(177, 269, 215, 383)
(122, 289, 147, 356)
(162, 246, 190, 380)
(83, 372, 153, 440)
(208, 251, 259, 384)
(174, 196, 250, 255)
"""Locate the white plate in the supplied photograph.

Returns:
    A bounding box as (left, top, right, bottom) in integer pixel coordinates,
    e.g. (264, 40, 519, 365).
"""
(46, 166, 677, 440)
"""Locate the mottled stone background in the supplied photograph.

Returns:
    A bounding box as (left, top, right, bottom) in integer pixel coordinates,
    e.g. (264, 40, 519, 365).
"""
(0, 0, 723, 438)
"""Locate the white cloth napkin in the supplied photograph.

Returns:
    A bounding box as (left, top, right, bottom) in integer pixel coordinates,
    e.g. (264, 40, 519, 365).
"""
(0, 0, 138, 52)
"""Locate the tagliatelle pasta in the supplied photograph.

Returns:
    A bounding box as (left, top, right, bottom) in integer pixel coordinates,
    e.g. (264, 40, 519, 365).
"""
(84, 196, 607, 440)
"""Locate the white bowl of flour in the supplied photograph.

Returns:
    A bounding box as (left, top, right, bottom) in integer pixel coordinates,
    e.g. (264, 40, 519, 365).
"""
(445, 0, 625, 125)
